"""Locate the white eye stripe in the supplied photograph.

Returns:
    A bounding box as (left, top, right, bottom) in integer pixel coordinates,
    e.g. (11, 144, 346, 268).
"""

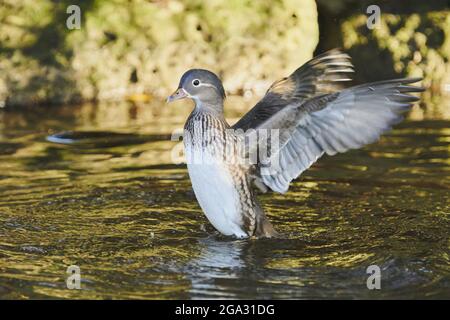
(198, 83, 216, 89)
(191, 79, 216, 89)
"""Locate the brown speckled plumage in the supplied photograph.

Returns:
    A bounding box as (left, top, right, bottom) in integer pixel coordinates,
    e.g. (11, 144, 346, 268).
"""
(184, 109, 277, 237)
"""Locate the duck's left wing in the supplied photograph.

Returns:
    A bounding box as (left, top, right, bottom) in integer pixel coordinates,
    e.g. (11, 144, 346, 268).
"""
(244, 78, 424, 193)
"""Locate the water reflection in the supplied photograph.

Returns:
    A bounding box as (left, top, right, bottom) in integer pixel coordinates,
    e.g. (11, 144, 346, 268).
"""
(186, 238, 249, 299)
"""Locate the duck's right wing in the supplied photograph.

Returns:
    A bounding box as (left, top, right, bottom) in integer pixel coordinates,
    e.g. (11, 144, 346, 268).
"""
(246, 78, 424, 193)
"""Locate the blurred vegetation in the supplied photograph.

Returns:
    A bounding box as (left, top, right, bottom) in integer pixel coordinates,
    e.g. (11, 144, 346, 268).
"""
(0, 0, 318, 107)
(316, 0, 450, 119)
(0, 0, 448, 119)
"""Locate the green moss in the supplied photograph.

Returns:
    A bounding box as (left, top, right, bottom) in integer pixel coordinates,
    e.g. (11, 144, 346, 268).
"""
(340, 10, 450, 119)
(0, 0, 318, 107)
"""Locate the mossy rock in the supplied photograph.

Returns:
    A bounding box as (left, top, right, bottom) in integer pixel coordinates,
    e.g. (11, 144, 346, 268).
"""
(340, 10, 450, 119)
(0, 0, 318, 107)
(315, 0, 450, 119)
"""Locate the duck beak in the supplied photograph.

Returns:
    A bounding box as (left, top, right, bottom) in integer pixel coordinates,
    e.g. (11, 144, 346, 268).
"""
(166, 87, 188, 103)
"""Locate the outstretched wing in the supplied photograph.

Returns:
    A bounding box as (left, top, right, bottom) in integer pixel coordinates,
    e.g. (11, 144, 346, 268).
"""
(232, 48, 354, 131)
(254, 78, 424, 193)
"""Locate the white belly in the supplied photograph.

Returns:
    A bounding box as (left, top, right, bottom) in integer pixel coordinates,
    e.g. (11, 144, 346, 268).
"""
(186, 151, 247, 238)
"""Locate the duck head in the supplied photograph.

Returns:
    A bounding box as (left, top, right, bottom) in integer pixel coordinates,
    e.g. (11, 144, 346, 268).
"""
(167, 69, 226, 107)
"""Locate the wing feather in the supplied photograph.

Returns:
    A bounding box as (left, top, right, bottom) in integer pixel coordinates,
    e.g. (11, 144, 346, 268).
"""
(232, 49, 354, 131)
(257, 78, 424, 193)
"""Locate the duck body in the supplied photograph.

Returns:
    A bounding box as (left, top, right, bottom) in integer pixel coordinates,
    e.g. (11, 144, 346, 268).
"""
(184, 107, 277, 238)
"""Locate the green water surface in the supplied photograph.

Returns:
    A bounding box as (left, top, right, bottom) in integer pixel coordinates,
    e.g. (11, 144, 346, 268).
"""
(0, 100, 448, 299)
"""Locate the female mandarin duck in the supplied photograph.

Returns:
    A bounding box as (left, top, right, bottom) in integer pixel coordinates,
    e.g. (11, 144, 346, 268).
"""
(167, 49, 423, 239)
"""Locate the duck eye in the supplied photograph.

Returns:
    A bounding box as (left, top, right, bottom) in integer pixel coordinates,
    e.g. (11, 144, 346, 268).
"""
(192, 79, 200, 86)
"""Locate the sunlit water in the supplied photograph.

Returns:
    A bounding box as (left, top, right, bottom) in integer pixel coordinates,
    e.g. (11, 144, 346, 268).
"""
(0, 99, 448, 299)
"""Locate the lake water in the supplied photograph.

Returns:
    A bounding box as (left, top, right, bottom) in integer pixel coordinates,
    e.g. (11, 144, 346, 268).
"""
(0, 99, 448, 299)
